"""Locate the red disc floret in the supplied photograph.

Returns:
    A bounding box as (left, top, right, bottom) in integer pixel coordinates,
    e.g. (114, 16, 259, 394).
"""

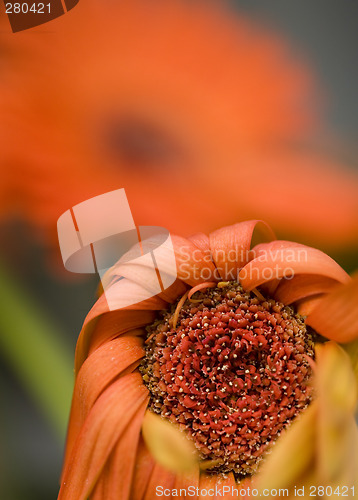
(141, 282, 314, 476)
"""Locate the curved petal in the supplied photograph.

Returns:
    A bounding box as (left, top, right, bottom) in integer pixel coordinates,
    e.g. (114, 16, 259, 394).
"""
(144, 463, 176, 500)
(110, 233, 216, 288)
(91, 397, 147, 500)
(209, 220, 276, 280)
(274, 274, 340, 305)
(62, 334, 145, 477)
(58, 372, 148, 500)
(239, 241, 349, 291)
(173, 235, 217, 285)
(188, 232, 211, 259)
(130, 439, 156, 500)
(306, 273, 358, 343)
(75, 306, 156, 374)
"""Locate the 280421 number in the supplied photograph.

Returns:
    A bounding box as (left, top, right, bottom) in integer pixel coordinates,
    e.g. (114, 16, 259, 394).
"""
(5, 3, 51, 14)
(310, 485, 355, 496)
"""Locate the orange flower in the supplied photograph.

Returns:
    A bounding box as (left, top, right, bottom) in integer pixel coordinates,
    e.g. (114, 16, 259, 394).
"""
(58, 221, 358, 499)
(1, 0, 358, 251)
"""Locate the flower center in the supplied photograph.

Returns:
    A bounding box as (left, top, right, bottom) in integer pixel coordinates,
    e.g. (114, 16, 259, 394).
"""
(140, 282, 314, 476)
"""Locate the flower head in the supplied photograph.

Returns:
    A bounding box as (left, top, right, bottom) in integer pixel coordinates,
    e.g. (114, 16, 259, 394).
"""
(58, 220, 358, 499)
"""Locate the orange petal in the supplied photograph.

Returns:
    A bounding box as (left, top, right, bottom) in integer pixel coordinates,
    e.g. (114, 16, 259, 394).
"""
(58, 372, 148, 500)
(198, 475, 217, 499)
(172, 235, 217, 285)
(144, 463, 176, 500)
(258, 278, 281, 297)
(75, 307, 156, 374)
(110, 232, 216, 287)
(306, 273, 358, 343)
(237, 477, 253, 500)
(62, 335, 145, 477)
(274, 274, 340, 305)
(91, 396, 147, 500)
(209, 220, 276, 280)
(173, 466, 200, 499)
(74, 276, 167, 373)
(130, 439, 156, 500)
(296, 295, 324, 316)
(239, 241, 349, 291)
(218, 472, 238, 499)
(188, 232, 211, 259)
(198, 473, 239, 499)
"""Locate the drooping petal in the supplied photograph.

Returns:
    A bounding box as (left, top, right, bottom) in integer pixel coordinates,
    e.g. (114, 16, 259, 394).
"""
(173, 466, 200, 499)
(62, 334, 145, 476)
(75, 307, 155, 374)
(274, 274, 340, 305)
(130, 439, 156, 500)
(74, 278, 168, 373)
(209, 220, 276, 280)
(239, 241, 349, 291)
(144, 463, 176, 500)
(90, 398, 147, 500)
(306, 273, 358, 343)
(58, 372, 148, 500)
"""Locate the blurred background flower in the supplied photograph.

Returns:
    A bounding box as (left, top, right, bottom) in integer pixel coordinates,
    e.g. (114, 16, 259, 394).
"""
(0, 1, 357, 499)
(1, 0, 358, 259)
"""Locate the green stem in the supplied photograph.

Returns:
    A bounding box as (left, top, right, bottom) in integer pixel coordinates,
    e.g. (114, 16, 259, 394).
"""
(0, 262, 74, 439)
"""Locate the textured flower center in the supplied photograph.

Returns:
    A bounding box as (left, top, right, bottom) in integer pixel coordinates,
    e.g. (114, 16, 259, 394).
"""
(140, 282, 314, 476)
